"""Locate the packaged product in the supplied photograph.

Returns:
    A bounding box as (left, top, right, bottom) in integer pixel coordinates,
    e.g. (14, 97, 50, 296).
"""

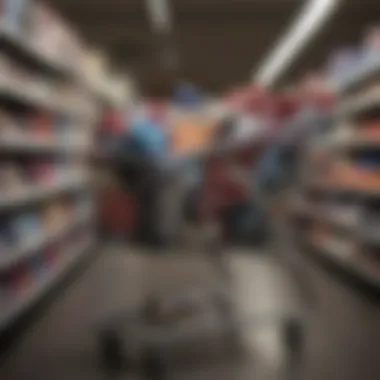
(0, 163, 25, 195)
(2, 0, 30, 31)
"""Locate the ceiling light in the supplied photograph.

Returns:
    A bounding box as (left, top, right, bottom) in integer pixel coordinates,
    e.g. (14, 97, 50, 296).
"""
(145, 0, 172, 33)
(254, 0, 340, 88)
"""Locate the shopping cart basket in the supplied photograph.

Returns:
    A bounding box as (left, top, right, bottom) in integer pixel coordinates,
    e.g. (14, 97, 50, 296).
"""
(96, 245, 307, 380)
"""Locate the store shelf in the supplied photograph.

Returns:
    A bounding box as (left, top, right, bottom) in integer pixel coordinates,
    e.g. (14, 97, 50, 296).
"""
(0, 81, 93, 120)
(335, 89, 380, 119)
(0, 2, 97, 338)
(0, 212, 92, 270)
(334, 57, 380, 94)
(0, 178, 89, 210)
(316, 238, 353, 260)
(321, 136, 380, 151)
(295, 208, 380, 248)
(298, 207, 358, 230)
(307, 181, 380, 197)
(0, 24, 105, 112)
(0, 23, 74, 78)
(312, 238, 380, 291)
(0, 137, 91, 155)
(0, 237, 94, 330)
(0, 24, 97, 120)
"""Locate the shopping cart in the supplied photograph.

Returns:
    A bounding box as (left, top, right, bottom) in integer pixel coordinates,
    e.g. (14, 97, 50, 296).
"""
(96, 136, 308, 379)
(96, 243, 307, 380)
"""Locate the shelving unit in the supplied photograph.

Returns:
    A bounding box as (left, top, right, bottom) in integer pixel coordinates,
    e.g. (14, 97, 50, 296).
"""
(0, 178, 88, 209)
(0, 137, 91, 155)
(0, 82, 90, 119)
(292, 57, 380, 292)
(309, 236, 380, 287)
(0, 1, 98, 332)
(0, 237, 94, 330)
(0, 21, 74, 76)
(0, 209, 92, 270)
(335, 88, 380, 119)
(333, 57, 380, 95)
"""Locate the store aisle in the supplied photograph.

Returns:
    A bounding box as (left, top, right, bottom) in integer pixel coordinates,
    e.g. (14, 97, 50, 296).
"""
(0, 246, 301, 380)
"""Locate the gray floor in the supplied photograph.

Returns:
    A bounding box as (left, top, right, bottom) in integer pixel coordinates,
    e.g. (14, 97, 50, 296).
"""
(2, 240, 380, 380)
(288, 247, 380, 380)
(275, 222, 380, 380)
(0, 246, 302, 380)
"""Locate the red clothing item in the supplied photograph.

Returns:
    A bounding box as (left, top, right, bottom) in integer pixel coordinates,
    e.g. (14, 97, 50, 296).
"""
(199, 139, 269, 221)
(200, 159, 247, 220)
(98, 189, 136, 237)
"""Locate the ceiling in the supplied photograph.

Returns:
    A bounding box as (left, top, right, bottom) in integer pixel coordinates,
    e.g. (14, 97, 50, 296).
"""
(49, 0, 380, 96)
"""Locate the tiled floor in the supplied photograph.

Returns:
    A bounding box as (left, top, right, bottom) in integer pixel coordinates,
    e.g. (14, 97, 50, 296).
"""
(0, 246, 303, 380)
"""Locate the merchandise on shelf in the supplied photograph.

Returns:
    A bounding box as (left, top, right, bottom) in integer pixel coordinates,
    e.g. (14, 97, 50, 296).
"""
(0, 104, 93, 150)
(0, 196, 89, 265)
(327, 48, 362, 84)
(28, 160, 54, 185)
(364, 27, 380, 60)
(0, 0, 82, 70)
(44, 244, 57, 267)
(0, 162, 25, 195)
(30, 111, 52, 141)
(13, 212, 41, 247)
(8, 262, 33, 294)
(0, 0, 95, 331)
(0, 111, 24, 140)
(329, 202, 362, 226)
(0, 0, 30, 31)
(43, 201, 68, 234)
(361, 119, 380, 138)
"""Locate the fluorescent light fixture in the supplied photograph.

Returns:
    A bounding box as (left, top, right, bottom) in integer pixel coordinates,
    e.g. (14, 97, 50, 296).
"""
(145, 0, 172, 33)
(254, 0, 340, 88)
(145, 0, 180, 70)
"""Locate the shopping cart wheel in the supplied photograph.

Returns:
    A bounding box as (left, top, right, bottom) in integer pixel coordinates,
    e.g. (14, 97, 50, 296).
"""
(282, 318, 304, 355)
(141, 345, 168, 380)
(98, 328, 127, 373)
